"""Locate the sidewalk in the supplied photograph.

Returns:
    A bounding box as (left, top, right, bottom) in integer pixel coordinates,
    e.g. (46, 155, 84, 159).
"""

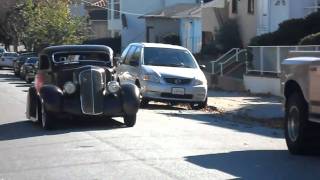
(207, 90, 284, 127)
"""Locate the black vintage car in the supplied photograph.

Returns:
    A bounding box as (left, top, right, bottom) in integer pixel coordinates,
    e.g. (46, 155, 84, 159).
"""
(26, 45, 140, 129)
(22, 57, 39, 83)
(13, 52, 37, 76)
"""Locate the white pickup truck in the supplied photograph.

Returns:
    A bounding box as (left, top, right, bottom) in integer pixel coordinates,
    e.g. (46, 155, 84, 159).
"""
(282, 51, 320, 154)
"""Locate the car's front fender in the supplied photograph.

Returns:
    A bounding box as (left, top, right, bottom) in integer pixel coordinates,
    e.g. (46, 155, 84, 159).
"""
(120, 83, 140, 115)
(39, 85, 63, 113)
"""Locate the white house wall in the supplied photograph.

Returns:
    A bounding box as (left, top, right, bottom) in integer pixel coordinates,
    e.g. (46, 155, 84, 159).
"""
(180, 18, 202, 53)
(201, 8, 220, 36)
(121, 0, 198, 50)
(229, 0, 257, 46)
(165, 0, 198, 6)
(145, 19, 180, 43)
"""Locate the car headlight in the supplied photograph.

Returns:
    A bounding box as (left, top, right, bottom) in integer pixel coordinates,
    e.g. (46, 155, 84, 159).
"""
(194, 78, 207, 86)
(142, 74, 160, 83)
(107, 81, 120, 94)
(63, 81, 76, 94)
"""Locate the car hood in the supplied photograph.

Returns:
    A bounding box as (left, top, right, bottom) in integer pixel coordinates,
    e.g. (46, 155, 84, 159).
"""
(142, 65, 205, 79)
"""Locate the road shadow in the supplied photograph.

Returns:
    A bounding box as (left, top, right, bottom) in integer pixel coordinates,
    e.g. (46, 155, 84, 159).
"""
(159, 112, 283, 138)
(186, 150, 320, 180)
(0, 118, 125, 141)
(142, 102, 187, 110)
(0, 72, 22, 80)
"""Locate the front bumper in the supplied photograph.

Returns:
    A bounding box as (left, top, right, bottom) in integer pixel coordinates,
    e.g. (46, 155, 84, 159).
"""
(140, 81, 207, 103)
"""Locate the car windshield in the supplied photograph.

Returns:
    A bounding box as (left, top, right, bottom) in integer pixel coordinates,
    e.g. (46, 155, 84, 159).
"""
(4, 53, 18, 57)
(53, 52, 110, 65)
(143, 47, 197, 68)
(26, 57, 38, 64)
(0, 48, 5, 53)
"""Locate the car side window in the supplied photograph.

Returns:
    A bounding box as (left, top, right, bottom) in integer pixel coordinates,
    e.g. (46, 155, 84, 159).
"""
(124, 46, 137, 65)
(39, 55, 50, 70)
(129, 47, 142, 66)
(120, 46, 131, 63)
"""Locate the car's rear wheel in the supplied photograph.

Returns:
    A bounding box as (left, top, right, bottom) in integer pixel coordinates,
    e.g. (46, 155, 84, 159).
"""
(26, 77, 32, 84)
(190, 97, 207, 110)
(35, 100, 41, 123)
(285, 92, 312, 154)
(124, 115, 136, 127)
(41, 102, 55, 130)
(140, 98, 149, 107)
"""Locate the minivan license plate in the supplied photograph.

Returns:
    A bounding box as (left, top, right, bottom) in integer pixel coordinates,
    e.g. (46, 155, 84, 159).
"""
(172, 88, 185, 95)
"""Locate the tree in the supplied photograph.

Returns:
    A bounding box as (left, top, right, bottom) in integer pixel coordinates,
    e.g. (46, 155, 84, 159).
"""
(16, 0, 88, 51)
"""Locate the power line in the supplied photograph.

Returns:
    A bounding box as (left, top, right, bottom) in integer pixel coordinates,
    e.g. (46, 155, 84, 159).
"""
(80, 0, 145, 16)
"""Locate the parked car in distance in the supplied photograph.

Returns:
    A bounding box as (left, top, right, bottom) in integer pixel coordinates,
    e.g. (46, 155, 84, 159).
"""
(0, 48, 6, 57)
(23, 57, 39, 83)
(116, 43, 208, 109)
(282, 51, 320, 155)
(0, 52, 18, 68)
(13, 52, 37, 75)
(26, 45, 140, 130)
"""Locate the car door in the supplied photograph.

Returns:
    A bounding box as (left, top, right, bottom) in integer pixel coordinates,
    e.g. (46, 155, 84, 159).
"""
(309, 64, 320, 116)
(117, 46, 136, 84)
(126, 46, 142, 86)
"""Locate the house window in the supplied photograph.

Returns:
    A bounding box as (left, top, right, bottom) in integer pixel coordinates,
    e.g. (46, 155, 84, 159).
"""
(232, 0, 238, 14)
(248, 0, 254, 14)
(114, 0, 120, 19)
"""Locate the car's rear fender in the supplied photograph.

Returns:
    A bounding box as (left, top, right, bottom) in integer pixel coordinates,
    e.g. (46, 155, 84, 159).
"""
(39, 85, 63, 113)
(26, 86, 38, 119)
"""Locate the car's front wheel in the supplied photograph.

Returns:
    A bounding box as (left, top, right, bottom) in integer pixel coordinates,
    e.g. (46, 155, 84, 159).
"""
(41, 102, 55, 130)
(190, 97, 207, 110)
(284, 92, 312, 154)
(124, 115, 136, 127)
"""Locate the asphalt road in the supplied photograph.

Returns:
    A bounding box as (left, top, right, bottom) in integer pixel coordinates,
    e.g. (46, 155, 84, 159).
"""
(0, 69, 319, 180)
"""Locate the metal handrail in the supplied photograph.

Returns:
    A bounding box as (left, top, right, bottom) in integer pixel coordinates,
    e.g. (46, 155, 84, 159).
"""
(219, 49, 247, 76)
(210, 48, 239, 74)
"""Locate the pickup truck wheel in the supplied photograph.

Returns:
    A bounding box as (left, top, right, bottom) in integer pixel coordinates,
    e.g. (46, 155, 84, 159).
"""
(190, 97, 208, 110)
(285, 93, 310, 154)
(41, 102, 55, 130)
(124, 115, 136, 127)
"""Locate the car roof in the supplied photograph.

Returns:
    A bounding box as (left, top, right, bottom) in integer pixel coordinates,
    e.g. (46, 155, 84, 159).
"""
(41, 45, 113, 55)
(130, 43, 187, 50)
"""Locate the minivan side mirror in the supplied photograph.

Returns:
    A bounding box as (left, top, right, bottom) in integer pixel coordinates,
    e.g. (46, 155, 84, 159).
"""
(199, 65, 206, 70)
(114, 56, 121, 66)
(129, 61, 139, 67)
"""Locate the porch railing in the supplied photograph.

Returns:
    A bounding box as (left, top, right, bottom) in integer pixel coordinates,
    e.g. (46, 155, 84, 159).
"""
(246, 45, 320, 76)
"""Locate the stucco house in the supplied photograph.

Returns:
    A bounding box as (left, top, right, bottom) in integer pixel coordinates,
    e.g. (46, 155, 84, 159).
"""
(209, 0, 320, 95)
(228, 0, 320, 46)
(107, 0, 200, 50)
(141, 4, 202, 53)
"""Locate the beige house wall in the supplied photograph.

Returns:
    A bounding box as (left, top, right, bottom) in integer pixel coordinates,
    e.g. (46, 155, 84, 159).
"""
(90, 20, 111, 39)
(229, 0, 257, 46)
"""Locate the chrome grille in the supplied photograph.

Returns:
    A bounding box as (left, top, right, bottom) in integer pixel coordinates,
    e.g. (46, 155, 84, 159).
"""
(164, 78, 192, 85)
(79, 69, 104, 115)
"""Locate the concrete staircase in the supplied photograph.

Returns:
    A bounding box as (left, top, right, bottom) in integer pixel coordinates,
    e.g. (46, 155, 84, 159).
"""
(207, 48, 247, 91)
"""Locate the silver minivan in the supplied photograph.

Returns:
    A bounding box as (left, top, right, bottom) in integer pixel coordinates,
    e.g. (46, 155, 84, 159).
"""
(116, 43, 208, 109)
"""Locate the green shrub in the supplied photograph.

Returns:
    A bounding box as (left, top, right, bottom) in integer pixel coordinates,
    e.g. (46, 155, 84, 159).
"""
(299, 32, 320, 45)
(249, 11, 320, 46)
(162, 34, 181, 46)
(201, 41, 222, 56)
(215, 19, 242, 51)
